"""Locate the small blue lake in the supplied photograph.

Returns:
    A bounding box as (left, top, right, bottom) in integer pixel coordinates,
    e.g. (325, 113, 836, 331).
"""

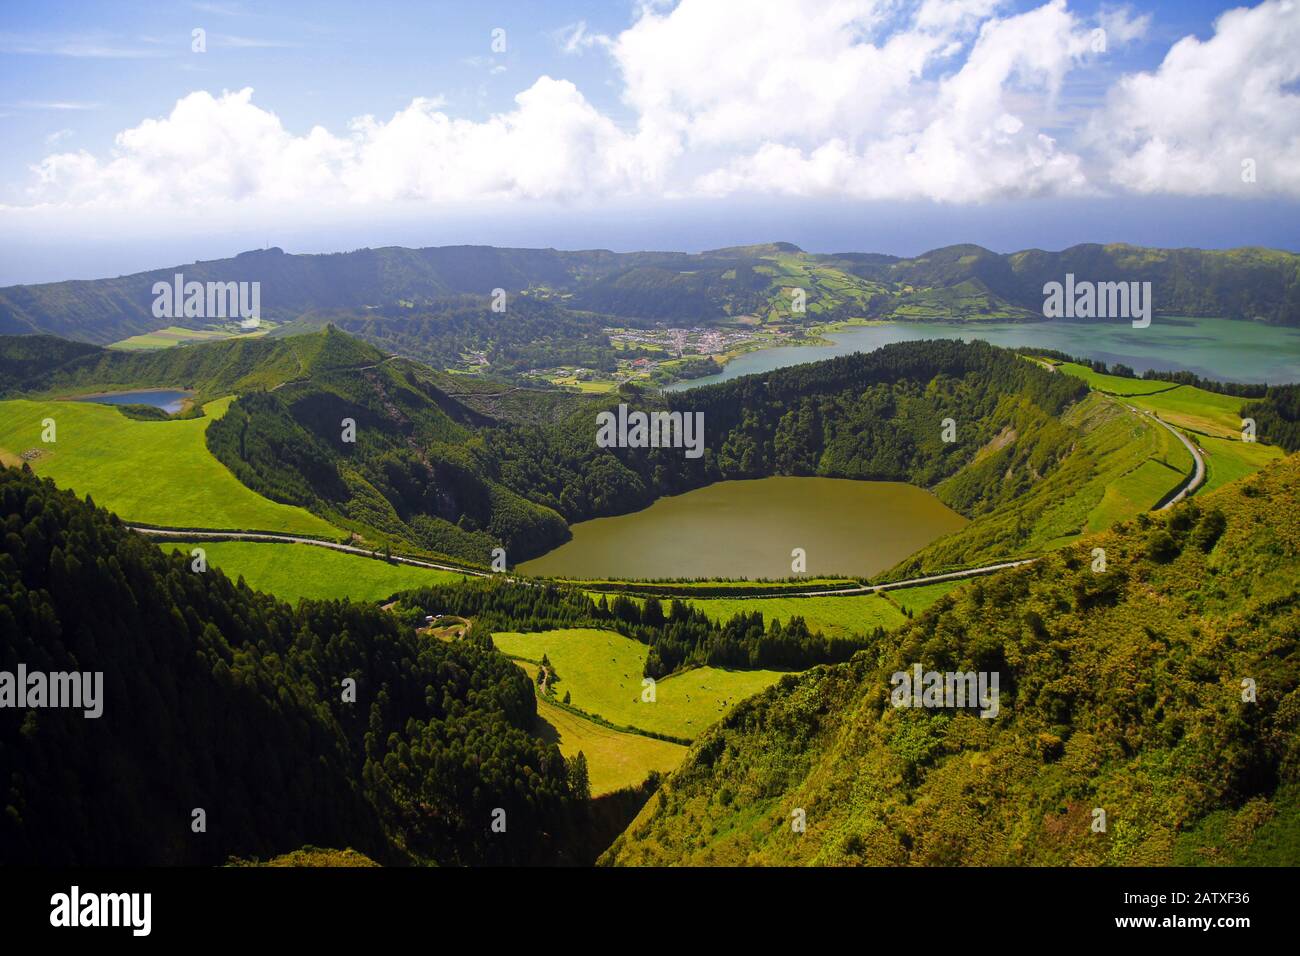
(70, 390, 192, 414)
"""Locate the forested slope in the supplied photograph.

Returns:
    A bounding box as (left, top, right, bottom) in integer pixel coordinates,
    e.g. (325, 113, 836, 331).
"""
(0, 466, 592, 865)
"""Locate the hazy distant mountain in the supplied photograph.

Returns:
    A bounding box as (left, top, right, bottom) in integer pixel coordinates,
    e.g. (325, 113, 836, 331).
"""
(1, 241, 1296, 345)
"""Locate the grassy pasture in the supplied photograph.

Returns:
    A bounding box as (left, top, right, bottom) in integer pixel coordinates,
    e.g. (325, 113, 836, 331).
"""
(1059, 362, 1250, 439)
(1057, 363, 1180, 395)
(685, 592, 905, 638)
(1128, 387, 1249, 440)
(0, 397, 338, 535)
(1057, 361, 1280, 495)
(492, 628, 785, 741)
(514, 660, 687, 796)
(885, 579, 965, 615)
(110, 325, 271, 351)
(898, 394, 1192, 573)
(1086, 457, 1186, 532)
(156, 539, 465, 603)
(1194, 433, 1285, 494)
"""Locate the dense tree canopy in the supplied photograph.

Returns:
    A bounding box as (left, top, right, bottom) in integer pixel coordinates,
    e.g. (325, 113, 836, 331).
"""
(0, 467, 589, 865)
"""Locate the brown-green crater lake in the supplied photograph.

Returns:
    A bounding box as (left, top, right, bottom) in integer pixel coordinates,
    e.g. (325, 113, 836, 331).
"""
(518, 477, 967, 580)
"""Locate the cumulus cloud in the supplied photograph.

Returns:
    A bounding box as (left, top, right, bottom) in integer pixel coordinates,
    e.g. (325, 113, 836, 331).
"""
(15, 0, 1298, 211)
(26, 80, 665, 207)
(660, 0, 1097, 200)
(1094, 0, 1300, 196)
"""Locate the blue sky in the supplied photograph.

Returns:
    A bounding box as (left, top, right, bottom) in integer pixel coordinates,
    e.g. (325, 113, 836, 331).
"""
(1, 0, 1297, 284)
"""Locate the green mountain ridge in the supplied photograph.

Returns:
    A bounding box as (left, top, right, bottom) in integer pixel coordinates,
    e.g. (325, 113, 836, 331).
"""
(3, 241, 1297, 346)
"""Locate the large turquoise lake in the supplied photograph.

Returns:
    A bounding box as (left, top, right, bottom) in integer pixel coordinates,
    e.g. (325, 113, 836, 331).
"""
(667, 316, 1300, 391)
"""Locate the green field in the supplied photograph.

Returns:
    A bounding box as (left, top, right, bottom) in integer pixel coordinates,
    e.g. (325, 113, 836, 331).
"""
(1057, 361, 1279, 497)
(1057, 362, 1181, 396)
(492, 628, 785, 740)
(685, 592, 905, 638)
(0, 397, 338, 535)
(1129, 386, 1249, 439)
(885, 579, 964, 615)
(110, 325, 271, 351)
(514, 660, 687, 796)
(547, 376, 617, 394)
(905, 393, 1192, 571)
(1195, 433, 1286, 494)
(156, 539, 465, 603)
(1076, 398, 1193, 533)
(1059, 362, 1250, 439)
(1087, 457, 1188, 532)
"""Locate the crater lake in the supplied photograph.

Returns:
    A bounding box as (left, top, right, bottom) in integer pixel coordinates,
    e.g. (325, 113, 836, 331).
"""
(518, 477, 967, 580)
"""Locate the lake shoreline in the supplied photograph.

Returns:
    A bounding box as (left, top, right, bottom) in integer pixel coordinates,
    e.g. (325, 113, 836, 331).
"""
(63, 387, 195, 415)
(665, 315, 1300, 391)
(519, 476, 968, 581)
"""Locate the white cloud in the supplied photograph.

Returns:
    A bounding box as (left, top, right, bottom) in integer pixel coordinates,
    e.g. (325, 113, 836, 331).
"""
(339, 78, 662, 201)
(1097, 5, 1152, 48)
(26, 82, 662, 207)
(555, 20, 610, 55)
(13, 0, 1298, 211)
(0, 32, 168, 58)
(11, 100, 101, 111)
(1094, 0, 1300, 196)
(213, 34, 300, 49)
(636, 0, 1097, 200)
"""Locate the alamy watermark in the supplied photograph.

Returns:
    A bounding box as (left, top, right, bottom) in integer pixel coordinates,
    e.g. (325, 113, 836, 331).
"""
(50, 886, 150, 936)
(890, 663, 1000, 718)
(596, 403, 704, 459)
(152, 273, 261, 328)
(1, 664, 103, 718)
(1042, 274, 1151, 328)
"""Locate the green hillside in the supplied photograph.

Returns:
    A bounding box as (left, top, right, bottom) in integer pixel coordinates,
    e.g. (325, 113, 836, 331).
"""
(0, 324, 386, 400)
(1053, 359, 1287, 496)
(0, 395, 339, 535)
(602, 453, 1300, 866)
(200, 335, 1097, 567)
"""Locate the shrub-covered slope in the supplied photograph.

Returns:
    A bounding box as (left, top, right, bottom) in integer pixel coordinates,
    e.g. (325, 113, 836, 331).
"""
(603, 454, 1300, 866)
